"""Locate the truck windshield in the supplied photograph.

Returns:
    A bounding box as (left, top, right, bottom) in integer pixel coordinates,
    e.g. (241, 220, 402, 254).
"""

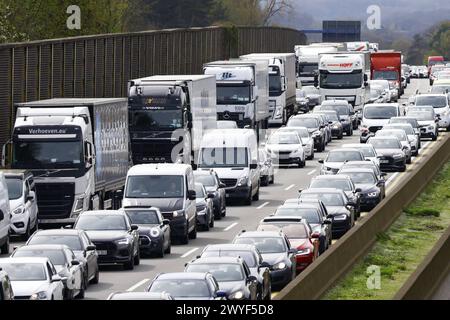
(217, 85, 251, 105)
(320, 70, 362, 89)
(129, 109, 183, 131)
(199, 148, 249, 168)
(126, 175, 184, 199)
(13, 141, 83, 169)
(298, 63, 317, 75)
(373, 70, 398, 81)
(269, 75, 282, 96)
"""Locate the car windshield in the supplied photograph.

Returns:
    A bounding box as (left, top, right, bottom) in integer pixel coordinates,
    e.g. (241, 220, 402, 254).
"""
(13, 249, 67, 266)
(300, 193, 345, 206)
(322, 113, 339, 121)
(364, 106, 398, 119)
(234, 237, 286, 254)
(186, 264, 244, 282)
(320, 70, 362, 89)
(320, 105, 349, 116)
(347, 146, 376, 157)
(327, 151, 363, 162)
(368, 139, 401, 149)
(281, 128, 309, 139)
(75, 215, 127, 231)
(287, 118, 319, 129)
(258, 223, 308, 239)
(28, 235, 83, 251)
(342, 172, 376, 184)
(298, 64, 317, 75)
(389, 119, 418, 128)
(268, 133, 300, 145)
(275, 208, 321, 223)
(386, 126, 414, 135)
(217, 85, 251, 105)
(194, 174, 216, 187)
(310, 179, 352, 191)
(125, 210, 159, 225)
(373, 70, 398, 81)
(195, 185, 206, 198)
(415, 96, 448, 108)
(407, 111, 434, 121)
(149, 279, 211, 298)
(377, 131, 407, 141)
(0, 263, 47, 281)
(202, 251, 257, 268)
(200, 147, 249, 168)
(5, 178, 23, 200)
(126, 175, 184, 198)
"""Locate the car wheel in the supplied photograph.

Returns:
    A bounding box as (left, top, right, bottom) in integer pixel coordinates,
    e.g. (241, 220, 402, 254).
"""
(124, 257, 134, 270)
(179, 225, 189, 245)
(0, 235, 9, 255)
(76, 285, 85, 300)
(407, 157, 412, 164)
(338, 133, 344, 140)
(204, 217, 210, 232)
(90, 267, 99, 285)
(245, 189, 252, 205)
(164, 239, 171, 254)
(157, 244, 165, 258)
(133, 248, 140, 266)
(188, 223, 197, 240)
(432, 134, 438, 141)
(298, 159, 305, 168)
(221, 205, 227, 217)
(252, 185, 260, 201)
(22, 220, 31, 241)
(400, 165, 407, 172)
(209, 214, 215, 228)
(270, 174, 275, 184)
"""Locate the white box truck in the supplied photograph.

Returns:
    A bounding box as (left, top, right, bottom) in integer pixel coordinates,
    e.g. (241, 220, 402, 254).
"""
(295, 45, 341, 86)
(318, 52, 370, 110)
(203, 60, 270, 132)
(128, 75, 217, 166)
(240, 53, 297, 125)
(5, 98, 130, 225)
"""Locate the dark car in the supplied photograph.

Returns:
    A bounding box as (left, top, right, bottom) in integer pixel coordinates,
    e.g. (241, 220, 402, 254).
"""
(194, 170, 227, 219)
(287, 115, 326, 152)
(315, 110, 344, 139)
(147, 272, 227, 300)
(185, 257, 259, 300)
(299, 188, 356, 239)
(389, 116, 421, 137)
(339, 168, 386, 212)
(26, 229, 99, 286)
(316, 100, 355, 135)
(233, 231, 297, 291)
(194, 183, 215, 231)
(309, 175, 362, 218)
(257, 217, 319, 273)
(199, 244, 271, 300)
(73, 210, 140, 270)
(122, 207, 171, 258)
(367, 137, 407, 172)
(272, 203, 332, 254)
(107, 292, 173, 300)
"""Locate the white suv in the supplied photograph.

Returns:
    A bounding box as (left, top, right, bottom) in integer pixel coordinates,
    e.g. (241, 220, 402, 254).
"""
(413, 94, 450, 130)
(0, 173, 11, 255)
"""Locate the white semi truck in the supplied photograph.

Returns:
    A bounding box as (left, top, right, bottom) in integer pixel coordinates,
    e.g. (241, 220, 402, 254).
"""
(318, 52, 370, 110)
(295, 44, 341, 86)
(203, 60, 270, 133)
(127, 75, 217, 166)
(240, 53, 297, 125)
(5, 98, 130, 225)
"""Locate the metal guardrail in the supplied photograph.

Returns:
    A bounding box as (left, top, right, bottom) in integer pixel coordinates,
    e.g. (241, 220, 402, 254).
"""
(0, 26, 306, 158)
(275, 134, 450, 300)
(394, 225, 450, 300)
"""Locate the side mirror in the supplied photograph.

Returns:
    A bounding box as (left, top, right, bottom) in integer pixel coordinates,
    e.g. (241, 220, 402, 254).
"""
(327, 214, 334, 220)
(207, 193, 215, 199)
(162, 219, 170, 225)
(381, 173, 387, 177)
(26, 191, 36, 202)
(311, 232, 320, 239)
(51, 275, 63, 283)
(355, 188, 362, 193)
(131, 225, 139, 231)
(71, 260, 80, 266)
(191, 164, 198, 170)
(63, 225, 72, 229)
(298, 189, 303, 193)
(260, 262, 270, 268)
(323, 220, 332, 225)
(188, 190, 197, 201)
(216, 290, 228, 298)
(318, 159, 324, 164)
(219, 182, 226, 188)
(247, 275, 257, 283)
(86, 245, 96, 251)
(288, 248, 298, 255)
(250, 163, 258, 170)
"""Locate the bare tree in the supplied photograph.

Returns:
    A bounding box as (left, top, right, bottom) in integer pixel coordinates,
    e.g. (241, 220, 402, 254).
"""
(260, 0, 293, 26)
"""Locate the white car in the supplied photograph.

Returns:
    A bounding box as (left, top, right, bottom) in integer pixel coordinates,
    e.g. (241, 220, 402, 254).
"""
(383, 123, 420, 156)
(376, 129, 412, 164)
(258, 149, 275, 186)
(369, 80, 392, 102)
(342, 144, 380, 168)
(0, 173, 11, 255)
(319, 148, 365, 175)
(11, 244, 84, 300)
(413, 94, 450, 131)
(277, 126, 314, 160)
(265, 131, 306, 168)
(2, 170, 38, 240)
(360, 103, 401, 143)
(0, 257, 64, 300)
(407, 109, 439, 141)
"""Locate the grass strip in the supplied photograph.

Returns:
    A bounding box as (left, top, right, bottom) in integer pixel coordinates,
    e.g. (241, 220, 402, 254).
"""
(323, 161, 450, 300)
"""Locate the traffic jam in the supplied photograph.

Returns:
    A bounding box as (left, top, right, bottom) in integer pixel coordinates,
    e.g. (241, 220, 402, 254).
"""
(1, 41, 449, 301)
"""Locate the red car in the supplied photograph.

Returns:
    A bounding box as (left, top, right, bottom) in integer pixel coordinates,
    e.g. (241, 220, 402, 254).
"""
(257, 216, 319, 273)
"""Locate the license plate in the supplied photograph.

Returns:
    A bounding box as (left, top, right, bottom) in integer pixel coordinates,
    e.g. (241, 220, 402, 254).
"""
(380, 160, 389, 164)
(97, 250, 107, 256)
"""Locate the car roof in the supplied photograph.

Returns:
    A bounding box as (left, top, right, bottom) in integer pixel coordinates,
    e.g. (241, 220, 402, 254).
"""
(15, 244, 71, 251)
(328, 148, 361, 153)
(128, 164, 191, 176)
(108, 292, 172, 300)
(156, 272, 209, 280)
(204, 244, 258, 252)
(188, 257, 244, 265)
(368, 136, 400, 141)
(342, 143, 374, 148)
(339, 168, 376, 174)
(79, 210, 126, 216)
(0, 257, 50, 264)
(32, 229, 83, 236)
(313, 175, 352, 181)
(236, 231, 283, 238)
(302, 188, 344, 194)
(343, 161, 377, 167)
(262, 216, 306, 223)
(280, 202, 318, 209)
(416, 93, 447, 98)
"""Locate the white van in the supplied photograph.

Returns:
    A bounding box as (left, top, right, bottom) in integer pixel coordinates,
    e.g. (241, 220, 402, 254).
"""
(197, 129, 260, 205)
(0, 173, 11, 254)
(122, 164, 197, 245)
(360, 103, 401, 143)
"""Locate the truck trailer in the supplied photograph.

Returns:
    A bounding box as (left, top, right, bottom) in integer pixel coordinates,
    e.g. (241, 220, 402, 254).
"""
(370, 51, 403, 96)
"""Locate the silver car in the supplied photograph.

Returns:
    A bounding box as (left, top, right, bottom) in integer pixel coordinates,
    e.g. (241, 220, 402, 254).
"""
(277, 127, 315, 160)
(259, 149, 275, 186)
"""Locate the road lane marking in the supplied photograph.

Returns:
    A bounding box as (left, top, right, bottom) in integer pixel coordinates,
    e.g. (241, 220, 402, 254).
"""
(224, 222, 238, 232)
(385, 172, 399, 187)
(181, 247, 199, 258)
(308, 169, 317, 176)
(127, 279, 150, 292)
(284, 184, 295, 191)
(257, 202, 270, 209)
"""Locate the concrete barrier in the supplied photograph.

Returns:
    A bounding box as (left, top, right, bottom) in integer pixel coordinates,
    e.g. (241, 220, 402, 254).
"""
(275, 134, 450, 300)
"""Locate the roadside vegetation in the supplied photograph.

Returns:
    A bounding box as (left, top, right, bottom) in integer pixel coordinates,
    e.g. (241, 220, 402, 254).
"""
(323, 162, 450, 300)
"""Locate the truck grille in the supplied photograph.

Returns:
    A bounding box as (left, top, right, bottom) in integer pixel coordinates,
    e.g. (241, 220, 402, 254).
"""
(220, 178, 237, 188)
(218, 112, 242, 122)
(131, 141, 176, 164)
(35, 183, 75, 219)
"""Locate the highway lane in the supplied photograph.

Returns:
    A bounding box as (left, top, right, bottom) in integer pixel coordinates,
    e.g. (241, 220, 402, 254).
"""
(3, 79, 433, 300)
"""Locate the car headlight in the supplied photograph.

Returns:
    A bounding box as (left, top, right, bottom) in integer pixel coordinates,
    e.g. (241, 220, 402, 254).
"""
(428, 126, 434, 130)
(196, 204, 207, 211)
(237, 177, 248, 186)
(30, 291, 47, 300)
(115, 238, 131, 245)
(333, 124, 340, 129)
(296, 248, 311, 256)
(13, 206, 25, 215)
(272, 262, 287, 270)
(367, 191, 379, 198)
(173, 210, 185, 218)
(150, 228, 160, 238)
(74, 197, 85, 213)
(229, 290, 245, 300)
(334, 214, 348, 221)
(393, 153, 404, 159)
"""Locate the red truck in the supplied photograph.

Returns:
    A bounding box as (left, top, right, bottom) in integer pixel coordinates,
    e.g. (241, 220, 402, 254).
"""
(370, 51, 403, 96)
(427, 56, 445, 76)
